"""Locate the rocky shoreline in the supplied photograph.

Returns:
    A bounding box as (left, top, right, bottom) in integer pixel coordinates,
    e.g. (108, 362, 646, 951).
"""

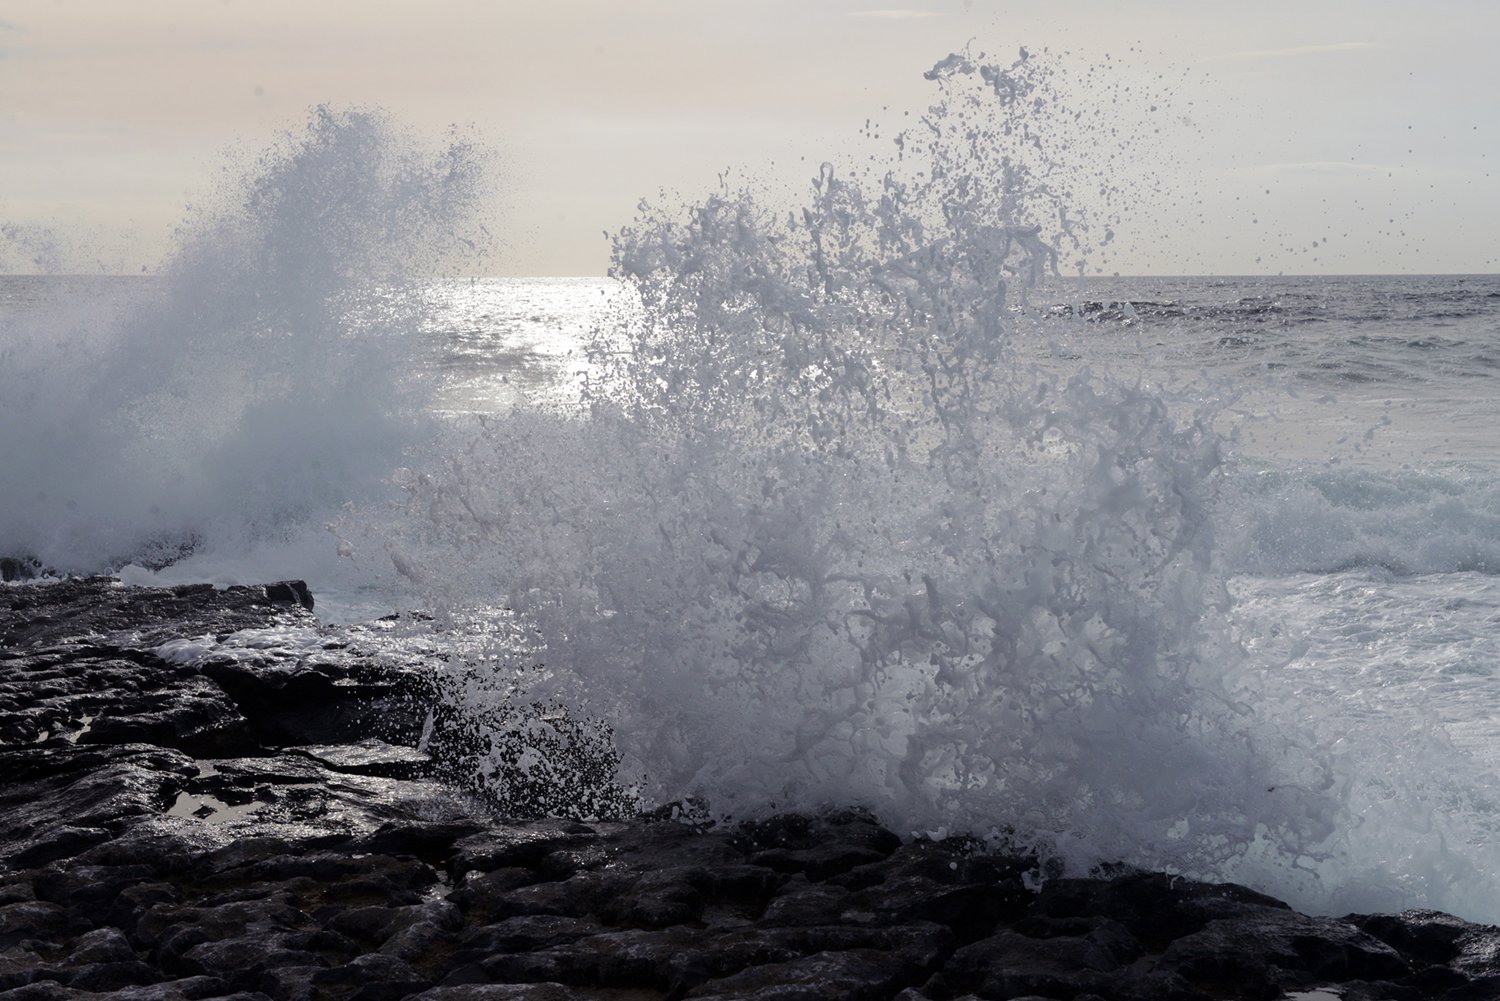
(3, 578, 1499, 1001)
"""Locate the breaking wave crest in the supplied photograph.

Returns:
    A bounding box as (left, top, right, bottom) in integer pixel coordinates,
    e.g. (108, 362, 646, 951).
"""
(395, 51, 1364, 903)
(403, 52, 1500, 920)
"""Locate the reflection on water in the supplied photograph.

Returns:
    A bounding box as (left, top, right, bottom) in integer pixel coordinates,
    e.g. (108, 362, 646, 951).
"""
(420, 277, 620, 413)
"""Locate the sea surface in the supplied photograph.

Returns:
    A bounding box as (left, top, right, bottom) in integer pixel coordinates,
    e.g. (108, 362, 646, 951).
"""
(4, 64, 1500, 923)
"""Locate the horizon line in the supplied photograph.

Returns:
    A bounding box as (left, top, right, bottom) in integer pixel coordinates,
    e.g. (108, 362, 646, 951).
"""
(9, 271, 1497, 282)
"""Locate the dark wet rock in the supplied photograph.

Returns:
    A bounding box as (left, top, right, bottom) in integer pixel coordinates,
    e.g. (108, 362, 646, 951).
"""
(65, 958, 160, 990)
(928, 923, 1141, 999)
(5, 578, 1500, 1001)
(1, 577, 428, 759)
(197, 661, 415, 750)
(445, 869, 542, 922)
(311, 953, 427, 999)
(1155, 910, 1409, 994)
(410, 987, 585, 1001)
(287, 738, 433, 779)
(0, 558, 42, 583)
(178, 936, 325, 982)
(759, 879, 855, 927)
(1351, 907, 1500, 978)
(0, 901, 76, 944)
(738, 810, 904, 883)
(375, 916, 456, 966)
(599, 868, 706, 928)
(63, 927, 137, 966)
(447, 822, 599, 880)
(450, 925, 704, 989)
(1028, 870, 1295, 951)
(853, 869, 1032, 937)
(0, 646, 247, 753)
(261, 582, 314, 612)
(0, 987, 72, 1001)
(354, 819, 486, 861)
(0, 577, 311, 649)
(78, 677, 253, 758)
(685, 948, 915, 1000)
(0, 745, 197, 870)
(448, 915, 604, 961)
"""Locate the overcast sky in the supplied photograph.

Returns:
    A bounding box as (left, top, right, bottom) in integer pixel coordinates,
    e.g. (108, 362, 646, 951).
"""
(2, 0, 1495, 275)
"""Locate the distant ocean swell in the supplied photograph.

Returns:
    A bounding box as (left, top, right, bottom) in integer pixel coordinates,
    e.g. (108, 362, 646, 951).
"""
(5, 51, 1500, 922)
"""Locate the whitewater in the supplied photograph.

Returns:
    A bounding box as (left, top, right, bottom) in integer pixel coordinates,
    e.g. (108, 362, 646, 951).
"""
(5, 55, 1500, 924)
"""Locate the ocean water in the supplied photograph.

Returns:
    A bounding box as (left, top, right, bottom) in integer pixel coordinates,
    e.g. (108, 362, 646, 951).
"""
(5, 64, 1500, 922)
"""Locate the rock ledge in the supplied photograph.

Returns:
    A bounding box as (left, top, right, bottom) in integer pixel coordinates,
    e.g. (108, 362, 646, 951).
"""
(3, 577, 1499, 1001)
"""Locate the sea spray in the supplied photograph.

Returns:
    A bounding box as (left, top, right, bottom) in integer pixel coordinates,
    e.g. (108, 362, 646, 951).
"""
(0, 107, 487, 574)
(402, 53, 1500, 921)
(8, 49, 1500, 923)
(403, 50, 1338, 883)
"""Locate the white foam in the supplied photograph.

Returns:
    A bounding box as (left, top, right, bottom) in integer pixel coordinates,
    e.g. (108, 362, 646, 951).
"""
(389, 52, 1500, 922)
(154, 636, 220, 666)
(405, 49, 1312, 898)
(1227, 463, 1500, 577)
(0, 108, 488, 577)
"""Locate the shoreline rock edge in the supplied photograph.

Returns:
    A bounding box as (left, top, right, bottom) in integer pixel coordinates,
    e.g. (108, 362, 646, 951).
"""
(3, 577, 1498, 1001)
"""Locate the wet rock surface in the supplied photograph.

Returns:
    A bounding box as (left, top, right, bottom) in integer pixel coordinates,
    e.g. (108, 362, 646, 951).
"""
(4, 577, 1500, 1001)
